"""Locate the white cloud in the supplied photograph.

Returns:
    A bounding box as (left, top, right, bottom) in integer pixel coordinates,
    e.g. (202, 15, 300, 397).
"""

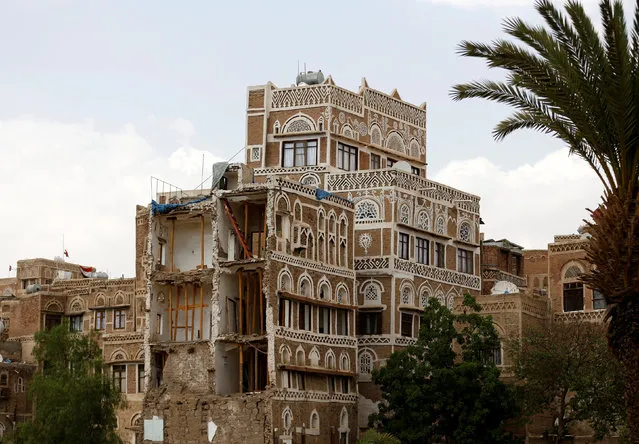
(1, 118, 223, 278)
(169, 117, 196, 144)
(432, 149, 604, 249)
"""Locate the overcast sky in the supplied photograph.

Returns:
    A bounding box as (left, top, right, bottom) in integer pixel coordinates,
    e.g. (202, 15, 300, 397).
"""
(2, 0, 624, 277)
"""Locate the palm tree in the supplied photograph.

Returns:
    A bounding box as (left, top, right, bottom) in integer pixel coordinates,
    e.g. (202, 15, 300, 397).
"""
(451, 0, 639, 440)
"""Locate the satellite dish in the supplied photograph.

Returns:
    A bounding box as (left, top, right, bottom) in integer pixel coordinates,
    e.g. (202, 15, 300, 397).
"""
(391, 160, 412, 173)
(210, 162, 229, 192)
(491, 280, 520, 295)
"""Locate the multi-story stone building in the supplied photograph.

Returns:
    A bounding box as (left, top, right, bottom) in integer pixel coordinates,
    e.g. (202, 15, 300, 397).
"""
(240, 74, 483, 437)
(0, 258, 145, 443)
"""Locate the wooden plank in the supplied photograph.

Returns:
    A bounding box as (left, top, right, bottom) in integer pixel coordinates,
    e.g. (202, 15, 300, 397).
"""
(170, 218, 175, 272)
(199, 284, 204, 340)
(239, 344, 243, 394)
(252, 273, 257, 334)
(238, 271, 243, 335)
(244, 202, 248, 258)
(169, 286, 173, 341)
(190, 284, 195, 341)
(259, 269, 264, 334)
(200, 215, 205, 268)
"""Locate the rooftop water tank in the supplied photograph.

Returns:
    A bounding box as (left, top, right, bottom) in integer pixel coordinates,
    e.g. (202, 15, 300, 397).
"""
(296, 70, 324, 86)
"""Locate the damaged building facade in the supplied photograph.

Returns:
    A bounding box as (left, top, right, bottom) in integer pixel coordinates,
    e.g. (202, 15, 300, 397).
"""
(137, 74, 481, 442)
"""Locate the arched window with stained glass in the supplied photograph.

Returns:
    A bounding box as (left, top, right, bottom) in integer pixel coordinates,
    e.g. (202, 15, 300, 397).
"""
(399, 205, 410, 225)
(436, 217, 446, 235)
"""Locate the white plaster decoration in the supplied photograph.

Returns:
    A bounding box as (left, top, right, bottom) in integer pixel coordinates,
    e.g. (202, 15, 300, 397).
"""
(362, 282, 382, 305)
(417, 211, 431, 231)
(274, 120, 281, 134)
(358, 233, 373, 254)
(282, 407, 293, 434)
(399, 204, 410, 225)
(271, 252, 356, 279)
(355, 200, 379, 220)
(564, 264, 583, 279)
(283, 115, 316, 133)
(275, 327, 357, 348)
(272, 390, 358, 403)
(386, 131, 405, 153)
(309, 347, 320, 366)
(280, 344, 292, 364)
(394, 257, 481, 290)
(339, 112, 346, 124)
(436, 216, 446, 235)
(354, 257, 390, 271)
(359, 122, 367, 136)
(278, 269, 293, 291)
(459, 221, 472, 242)
(447, 294, 455, 310)
(342, 124, 354, 139)
(370, 124, 382, 145)
(336, 285, 348, 304)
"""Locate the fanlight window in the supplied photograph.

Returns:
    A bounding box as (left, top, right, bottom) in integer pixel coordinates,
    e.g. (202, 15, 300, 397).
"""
(363, 283, 381, 304)
(564, 266, 583, 279)
(417, 211, 430, 231)
(420, 291, 430, 308)
(355, 200, 379, 220)
(459, 222, 472, 242)
(401, 286, 413, 305)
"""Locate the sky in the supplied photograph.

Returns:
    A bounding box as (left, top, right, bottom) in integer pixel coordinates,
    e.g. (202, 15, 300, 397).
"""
(1, 0, 626, 278)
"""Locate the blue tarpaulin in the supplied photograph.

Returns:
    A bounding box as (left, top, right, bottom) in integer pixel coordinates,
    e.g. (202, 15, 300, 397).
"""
(315, 188, 352, 205)
(151, 195, 210, 215)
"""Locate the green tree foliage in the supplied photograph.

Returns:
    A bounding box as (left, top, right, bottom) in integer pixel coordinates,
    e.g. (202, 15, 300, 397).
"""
(451, 1, 639, 438)
(10, 323, 124, 444)
(356, 429, 401, 444)
(509, 320, 625, 442)
(370, 295, 521, 444)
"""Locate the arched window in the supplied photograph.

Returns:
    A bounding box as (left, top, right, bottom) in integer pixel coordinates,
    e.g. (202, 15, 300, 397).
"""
(355, 200, 379, 220)
(459, 221, 472, 242)
(280, 345, 291, 364)
(358, 351, 373, 374)
(436, 217, 446, 235)
(282, 407, 293, 433)
(310, 411, 320, 430)
(563, 263, 584, 312)
(325, 351, 336, 369)
(309, 348, 320, 367)
(294, 202, 302, 221)
(447, 294, 455, 310)
(419, 290, 430, 308)
(299, 276, 313, 297)
(370, 124, 382, 146)
(399, 205, 410, 225)
(363, 283, 381, 305)
(296, 348, 305, 366)
(336, 286, 348, 304)
(340, 353, 350, 371)
(410, 139, 420, 158)
(417, 211, 430, 231)
(279, 271, 292, 292)
(274, 121, 281, 134)
(386, 131, 405, 153)
(0, 373, 7, 386)
(490, 341, 503, 366)
(400, 286, 413, 305)
(318, 281, 330, 301)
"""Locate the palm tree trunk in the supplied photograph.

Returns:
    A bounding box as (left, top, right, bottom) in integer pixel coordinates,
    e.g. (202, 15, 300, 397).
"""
(609, 303, 639, 442)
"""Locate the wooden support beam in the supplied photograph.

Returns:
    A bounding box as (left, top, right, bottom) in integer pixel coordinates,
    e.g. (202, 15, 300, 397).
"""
(200, 215, 205, 268)
(191, 284, 195, 341)
(238, 271, 243, 335)
(169, 286, 173, 340)
(239, 344, 244, 394)
(262, 209, 267, 257)
(225, 292, 230, 334)
(259, 269, 264, 334)
(246, 271, 251, 334)
(199, 284, 204, 340)
(244, 202, 248, 259)
(170, 218, 175, 272)
(252, 273, 257, 334)
(253, 347, 258, 392)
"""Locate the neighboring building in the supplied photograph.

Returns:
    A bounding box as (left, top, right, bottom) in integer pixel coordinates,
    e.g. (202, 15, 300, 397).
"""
(0, 258, 145, 443)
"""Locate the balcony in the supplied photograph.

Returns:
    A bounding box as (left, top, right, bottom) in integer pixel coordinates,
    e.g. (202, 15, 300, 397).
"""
(481, 268, 526, 289)
(354, 256, 481, 291)
(326, 169, 479, 214)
